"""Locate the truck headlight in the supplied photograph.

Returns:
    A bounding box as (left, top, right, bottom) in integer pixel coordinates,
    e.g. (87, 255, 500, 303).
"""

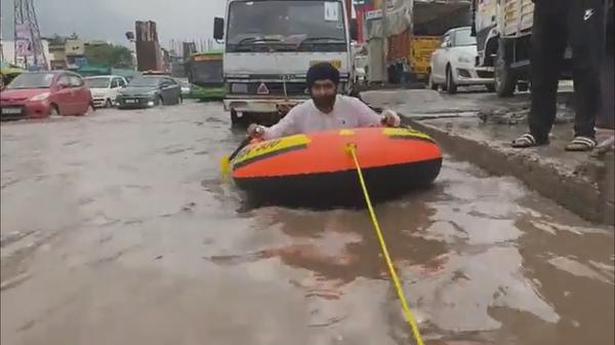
(231, 83, 248, 94)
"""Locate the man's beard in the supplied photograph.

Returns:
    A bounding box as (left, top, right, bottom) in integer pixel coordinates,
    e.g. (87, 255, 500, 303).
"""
(312, 94, 336, 113)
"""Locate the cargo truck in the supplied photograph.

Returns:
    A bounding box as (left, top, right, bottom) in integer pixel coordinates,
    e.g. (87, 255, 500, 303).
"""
(383, 0, 472, 84)
(471, 0, 573, 97)
(213, 0, 357, 126)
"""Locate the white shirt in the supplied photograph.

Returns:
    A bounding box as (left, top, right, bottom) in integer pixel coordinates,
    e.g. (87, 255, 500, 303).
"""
(262, 95, 383, 140)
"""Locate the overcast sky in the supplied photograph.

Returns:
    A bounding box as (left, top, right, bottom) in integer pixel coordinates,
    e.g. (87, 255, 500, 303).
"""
(1, 0, 226, 47)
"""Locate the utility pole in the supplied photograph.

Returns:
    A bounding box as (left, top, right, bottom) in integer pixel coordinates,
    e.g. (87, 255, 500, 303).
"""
(0, 16, 4, 62)
(381, 0, 388, 84)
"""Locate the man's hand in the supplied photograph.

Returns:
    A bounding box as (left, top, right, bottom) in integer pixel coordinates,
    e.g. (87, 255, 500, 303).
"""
(247, 123, 265, 138)
(381, 109, 401, 127)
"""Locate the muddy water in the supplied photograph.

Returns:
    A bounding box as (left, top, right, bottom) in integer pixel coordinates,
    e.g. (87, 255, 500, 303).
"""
(1, 102, 613, 345)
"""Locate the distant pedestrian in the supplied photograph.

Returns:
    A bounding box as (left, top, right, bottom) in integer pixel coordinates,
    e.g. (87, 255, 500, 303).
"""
(512, 0, 608, 151)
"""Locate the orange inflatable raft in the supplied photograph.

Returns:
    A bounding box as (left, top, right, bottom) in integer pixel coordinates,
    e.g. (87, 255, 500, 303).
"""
(231, 127, 442, 207)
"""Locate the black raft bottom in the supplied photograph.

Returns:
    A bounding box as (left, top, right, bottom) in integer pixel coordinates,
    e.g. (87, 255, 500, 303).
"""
(234, 159, 443, 209)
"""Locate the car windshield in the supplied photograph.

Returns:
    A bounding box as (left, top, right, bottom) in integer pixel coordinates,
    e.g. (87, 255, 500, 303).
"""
(128, 77, 160, 87)
(7, 73, 55, 89)
(226, 0, 346, 52)
(455, 29, 476, 47)
(85, 78, 111, 88)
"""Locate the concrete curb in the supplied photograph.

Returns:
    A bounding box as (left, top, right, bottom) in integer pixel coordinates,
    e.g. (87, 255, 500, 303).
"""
(407, 119, 614, 225)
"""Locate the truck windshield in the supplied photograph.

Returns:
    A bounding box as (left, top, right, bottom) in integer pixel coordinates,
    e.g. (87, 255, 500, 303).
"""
(226, 0, 346, 53)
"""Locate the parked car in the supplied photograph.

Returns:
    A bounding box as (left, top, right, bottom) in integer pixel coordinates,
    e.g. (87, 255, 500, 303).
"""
(0, 71, 93, 120)
(85, 75, 128, 108)
(428, 26, 495, 94)
(116, 76, 182, 109)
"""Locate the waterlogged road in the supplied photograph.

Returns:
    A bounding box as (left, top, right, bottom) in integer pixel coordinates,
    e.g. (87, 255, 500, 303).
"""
(1, 101, 613, 345)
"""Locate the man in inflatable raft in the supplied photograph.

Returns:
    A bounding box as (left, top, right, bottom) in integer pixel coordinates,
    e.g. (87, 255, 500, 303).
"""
(247, 62, 401, 140)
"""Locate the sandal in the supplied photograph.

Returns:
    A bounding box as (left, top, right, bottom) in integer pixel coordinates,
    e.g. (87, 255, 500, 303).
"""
(565, 136, 597, 152)
(512, 133, 549, 148)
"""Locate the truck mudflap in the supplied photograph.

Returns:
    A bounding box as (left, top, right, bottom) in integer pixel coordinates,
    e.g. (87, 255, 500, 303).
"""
(223, 98, 308, 114)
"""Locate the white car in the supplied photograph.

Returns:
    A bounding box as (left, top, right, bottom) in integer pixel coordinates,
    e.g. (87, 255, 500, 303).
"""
(84, 75, 128, 108)
(428, 26, 495, 94)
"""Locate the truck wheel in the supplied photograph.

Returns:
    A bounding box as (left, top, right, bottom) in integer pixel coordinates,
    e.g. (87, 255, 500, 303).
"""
(495, 40, 517, 97)
(231, 109, 241, 126)
(517, 81, 529, 92)
(446, 67, 457, 95)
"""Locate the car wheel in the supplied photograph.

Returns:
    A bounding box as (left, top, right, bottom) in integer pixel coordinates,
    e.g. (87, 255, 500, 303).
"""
(50, 105, 60, 117)
(428, 72, 438, 91)
(84, 104, 95, 116)
(105, 99, 113, 108)
(231, 109, 242, 127)
(446, 67, 457, 95)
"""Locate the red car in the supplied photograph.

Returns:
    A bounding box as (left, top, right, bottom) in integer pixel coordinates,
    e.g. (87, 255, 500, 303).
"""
(0, 71, 93, 120)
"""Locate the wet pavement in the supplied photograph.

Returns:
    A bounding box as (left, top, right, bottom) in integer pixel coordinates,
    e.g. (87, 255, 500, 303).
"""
(1, 100, 613, 345)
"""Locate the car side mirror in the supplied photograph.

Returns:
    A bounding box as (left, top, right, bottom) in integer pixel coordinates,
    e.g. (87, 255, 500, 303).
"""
(213, 17, 224, 41)
(59, 82, 70, 89)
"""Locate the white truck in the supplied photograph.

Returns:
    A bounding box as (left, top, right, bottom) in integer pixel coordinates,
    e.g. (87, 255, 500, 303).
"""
(471, 0, 572, 97)
(214, 0, 356, 125)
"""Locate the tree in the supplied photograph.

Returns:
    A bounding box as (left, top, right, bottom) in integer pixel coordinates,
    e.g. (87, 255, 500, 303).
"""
(84, 43, 133, 68)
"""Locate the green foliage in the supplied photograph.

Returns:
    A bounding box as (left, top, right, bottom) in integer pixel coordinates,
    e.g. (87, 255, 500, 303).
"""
(85, 44, 133, 69)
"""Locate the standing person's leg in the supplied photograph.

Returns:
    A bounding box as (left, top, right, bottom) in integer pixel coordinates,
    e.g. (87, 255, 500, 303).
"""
(513, 0, 568, 147)
(594, 0, 614, 155)
(598, 0, 614, 130)
(565, 0, 606, 151)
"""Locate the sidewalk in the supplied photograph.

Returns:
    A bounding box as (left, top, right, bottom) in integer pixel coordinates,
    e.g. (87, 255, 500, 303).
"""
(362, 89, 614, 225)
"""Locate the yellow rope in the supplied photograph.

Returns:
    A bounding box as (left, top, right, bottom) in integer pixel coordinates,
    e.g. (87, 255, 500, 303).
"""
(346, 144, 425, 345)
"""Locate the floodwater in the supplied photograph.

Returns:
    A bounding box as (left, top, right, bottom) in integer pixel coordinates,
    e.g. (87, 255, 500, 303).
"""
(1, 101, 613, 345)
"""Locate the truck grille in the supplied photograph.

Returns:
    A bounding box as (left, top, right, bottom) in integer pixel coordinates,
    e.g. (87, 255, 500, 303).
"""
(235, 82, 309, 96)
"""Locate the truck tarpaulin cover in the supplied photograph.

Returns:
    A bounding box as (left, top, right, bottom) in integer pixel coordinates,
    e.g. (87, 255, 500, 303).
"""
(367, 0, 471, 39)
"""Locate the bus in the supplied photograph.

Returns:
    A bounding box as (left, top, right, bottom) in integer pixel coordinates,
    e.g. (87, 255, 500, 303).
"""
(185, 51, 225, 101)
